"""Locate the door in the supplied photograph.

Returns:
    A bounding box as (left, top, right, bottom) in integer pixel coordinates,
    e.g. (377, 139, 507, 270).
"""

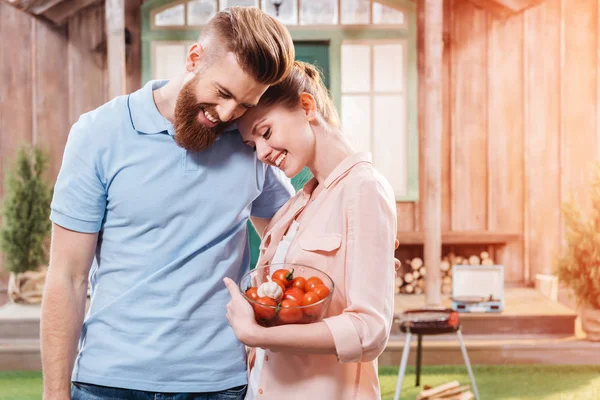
(247, 41, 330, 269)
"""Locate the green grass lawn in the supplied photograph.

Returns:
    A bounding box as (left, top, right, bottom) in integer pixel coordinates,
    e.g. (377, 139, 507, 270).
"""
(2, 366, 600, 400)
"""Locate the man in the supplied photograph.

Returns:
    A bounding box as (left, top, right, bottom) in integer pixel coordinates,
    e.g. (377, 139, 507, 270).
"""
(41, 7, 295, 400)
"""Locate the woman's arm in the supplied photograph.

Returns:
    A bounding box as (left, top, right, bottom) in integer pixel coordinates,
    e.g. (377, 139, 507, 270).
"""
(223, 278, 337, 354)
(321, 178, 398, 363)
(224, 178, 397, 359)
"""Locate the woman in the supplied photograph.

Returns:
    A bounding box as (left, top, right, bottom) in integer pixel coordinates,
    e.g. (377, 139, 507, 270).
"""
(223, 61, 397, 399)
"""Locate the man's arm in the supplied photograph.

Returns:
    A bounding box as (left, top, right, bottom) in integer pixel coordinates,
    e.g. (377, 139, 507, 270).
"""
(249, 217, 271, 239)
(41, 224, 98, 400)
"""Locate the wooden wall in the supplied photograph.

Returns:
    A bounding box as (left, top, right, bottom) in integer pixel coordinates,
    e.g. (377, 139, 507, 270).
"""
(399, 0, 600, 283)
(0, 1, 142, 282)
(2, 0, 599, 288)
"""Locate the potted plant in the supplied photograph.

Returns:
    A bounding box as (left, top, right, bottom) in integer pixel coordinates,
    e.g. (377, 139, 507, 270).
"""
(555, 165, 600, 341)
(0, 145, 53, 304)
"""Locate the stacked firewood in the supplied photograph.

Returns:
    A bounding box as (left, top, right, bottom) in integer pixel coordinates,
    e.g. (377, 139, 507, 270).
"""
(417, 381, 474, 400)
(396, 251, 495, 295)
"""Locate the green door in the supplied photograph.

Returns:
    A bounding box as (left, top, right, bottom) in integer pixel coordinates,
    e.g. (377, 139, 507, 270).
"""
(247, 41, 330, 269)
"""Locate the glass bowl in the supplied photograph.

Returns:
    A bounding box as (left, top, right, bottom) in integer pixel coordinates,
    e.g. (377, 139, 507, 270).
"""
(239, 263, 335, 327)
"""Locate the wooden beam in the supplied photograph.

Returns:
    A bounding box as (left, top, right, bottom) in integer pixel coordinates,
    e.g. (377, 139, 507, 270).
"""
(105, 0, 126, 99)
(420, 0, 443, 306)
(42, 0, 101, 25)
(466, 0, 546, 18)
(396, 231, 522, 245)
(29, 0, 66, 15)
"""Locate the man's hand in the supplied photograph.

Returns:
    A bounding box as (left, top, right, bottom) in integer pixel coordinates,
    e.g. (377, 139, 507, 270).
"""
(223, 277, 262, 347)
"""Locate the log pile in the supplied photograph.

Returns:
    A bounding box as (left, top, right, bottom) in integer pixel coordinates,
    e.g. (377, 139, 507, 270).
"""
(417, 381, 474, 400)
(396, 252, 495, 295)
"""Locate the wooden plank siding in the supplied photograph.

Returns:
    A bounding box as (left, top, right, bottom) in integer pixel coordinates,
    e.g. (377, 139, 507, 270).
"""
(1, 0, 600, 287)
(0, 1, 142, 283)
(401, 0, 600, 283)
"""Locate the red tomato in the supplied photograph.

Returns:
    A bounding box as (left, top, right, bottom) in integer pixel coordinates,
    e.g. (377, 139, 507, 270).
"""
(272, 268, 294, 288)
(278, 300, 303, 324)
(291, 277, 307, 291)
(253, 296, 278, 321)
(283, 287, 305, 303)
(301, 292, 322, 317)
(272, 279, 286, 294)
(313, 284, 331, 300)
(305, 277, 324, 292)
(245, 287, 259, 301)
(299, 314, 313, 324)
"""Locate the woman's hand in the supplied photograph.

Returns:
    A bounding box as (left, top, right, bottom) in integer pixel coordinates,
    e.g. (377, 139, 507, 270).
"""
(224, 277, 262, 347)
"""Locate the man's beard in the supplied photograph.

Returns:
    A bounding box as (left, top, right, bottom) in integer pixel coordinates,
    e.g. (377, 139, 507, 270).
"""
(173, 77, 229, 152)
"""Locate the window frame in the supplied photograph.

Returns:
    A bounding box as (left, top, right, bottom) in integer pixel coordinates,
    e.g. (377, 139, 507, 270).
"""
(141, 0, 418, 202)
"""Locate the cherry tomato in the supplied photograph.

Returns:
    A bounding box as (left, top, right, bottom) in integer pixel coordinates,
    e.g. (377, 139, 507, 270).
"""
(272, 268, 294, 288)
(245, 287, 259, 301)
(253, 296, 278, 321)
(272, 279, 286, 294)
(300, 313, 314, 324)
(305, 276, 324, 292)
(291, 277, 307, 291)
(301, 292, 322, 317)
(283, 287, 305, 304)
(313, 284, 331, 300)
(278, 300, 303, 324)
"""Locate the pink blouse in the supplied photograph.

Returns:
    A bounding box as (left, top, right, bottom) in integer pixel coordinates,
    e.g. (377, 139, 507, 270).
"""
(249, 152, 397, 399)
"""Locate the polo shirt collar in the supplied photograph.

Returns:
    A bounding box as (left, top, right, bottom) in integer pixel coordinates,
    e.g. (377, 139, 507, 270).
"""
(128, 80, 175, 136)
(128, 80, 240, 137)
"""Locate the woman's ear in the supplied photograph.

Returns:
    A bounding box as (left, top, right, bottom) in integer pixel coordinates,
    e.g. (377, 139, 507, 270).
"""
(299, 93, 317, 123)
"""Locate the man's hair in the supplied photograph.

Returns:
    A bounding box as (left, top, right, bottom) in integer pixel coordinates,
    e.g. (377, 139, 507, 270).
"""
(199, 7, 295, 85)
(258, 61, 340, 128)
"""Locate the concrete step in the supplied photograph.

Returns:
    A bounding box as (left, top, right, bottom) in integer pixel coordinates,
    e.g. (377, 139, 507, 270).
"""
(378, 333, 600, 367)
(0, 303, 41, 340)
(0, 338, 41, 371)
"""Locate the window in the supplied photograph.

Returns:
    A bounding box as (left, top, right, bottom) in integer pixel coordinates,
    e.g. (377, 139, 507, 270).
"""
(143, 0, 416, 201)
(341, 41, 407, 198)
(151, 0, 405, 28)
(152, 42, 196, 80)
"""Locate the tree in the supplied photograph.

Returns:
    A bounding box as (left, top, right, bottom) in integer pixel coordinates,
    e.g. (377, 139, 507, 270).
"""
(0, 146, 53, 274)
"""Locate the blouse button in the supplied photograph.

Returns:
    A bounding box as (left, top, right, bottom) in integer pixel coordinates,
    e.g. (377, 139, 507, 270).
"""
(259, 389, 264, 395)
(265, 355, 269, 361)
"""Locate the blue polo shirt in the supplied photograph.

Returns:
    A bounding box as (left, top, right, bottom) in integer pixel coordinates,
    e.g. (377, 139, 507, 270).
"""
(50, 80, 294, 392)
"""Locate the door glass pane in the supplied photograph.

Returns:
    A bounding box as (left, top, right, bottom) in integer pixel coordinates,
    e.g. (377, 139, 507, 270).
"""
(263, 0, 297, 25)
(373, 95, 407, 197)
(154, 43, 187, 80)
(220, 0, 259, 9)
(155, 4, 185, 26)
(341, 44, 370, 93)
(188, 0, 217, 25)
(373, 43, 403, 92)
(342, 95, 371, 153)
(341, 0, 370, 25)
(373, 2, 404, 24)
(300, 0, 337, 25)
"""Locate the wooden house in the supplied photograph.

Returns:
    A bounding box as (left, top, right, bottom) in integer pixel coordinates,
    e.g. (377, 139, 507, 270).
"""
(1, 0, 599, 302)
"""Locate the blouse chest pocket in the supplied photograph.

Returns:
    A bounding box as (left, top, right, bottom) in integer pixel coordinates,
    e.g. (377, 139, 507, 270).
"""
(299, 234, 342, 253)
(291, 234, 343, 270)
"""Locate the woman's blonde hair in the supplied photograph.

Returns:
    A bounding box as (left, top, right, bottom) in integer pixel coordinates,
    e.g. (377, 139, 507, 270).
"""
(258, 61, 340, 127)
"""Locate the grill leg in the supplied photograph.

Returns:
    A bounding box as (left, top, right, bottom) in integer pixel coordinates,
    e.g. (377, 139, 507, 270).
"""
(393, 332, 412, 400)
(457, 328, 480, 400)
(415, 334, 423, 386)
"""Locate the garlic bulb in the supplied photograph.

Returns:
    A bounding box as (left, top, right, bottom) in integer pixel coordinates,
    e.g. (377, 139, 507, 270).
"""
(257, 276, 283, 301)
